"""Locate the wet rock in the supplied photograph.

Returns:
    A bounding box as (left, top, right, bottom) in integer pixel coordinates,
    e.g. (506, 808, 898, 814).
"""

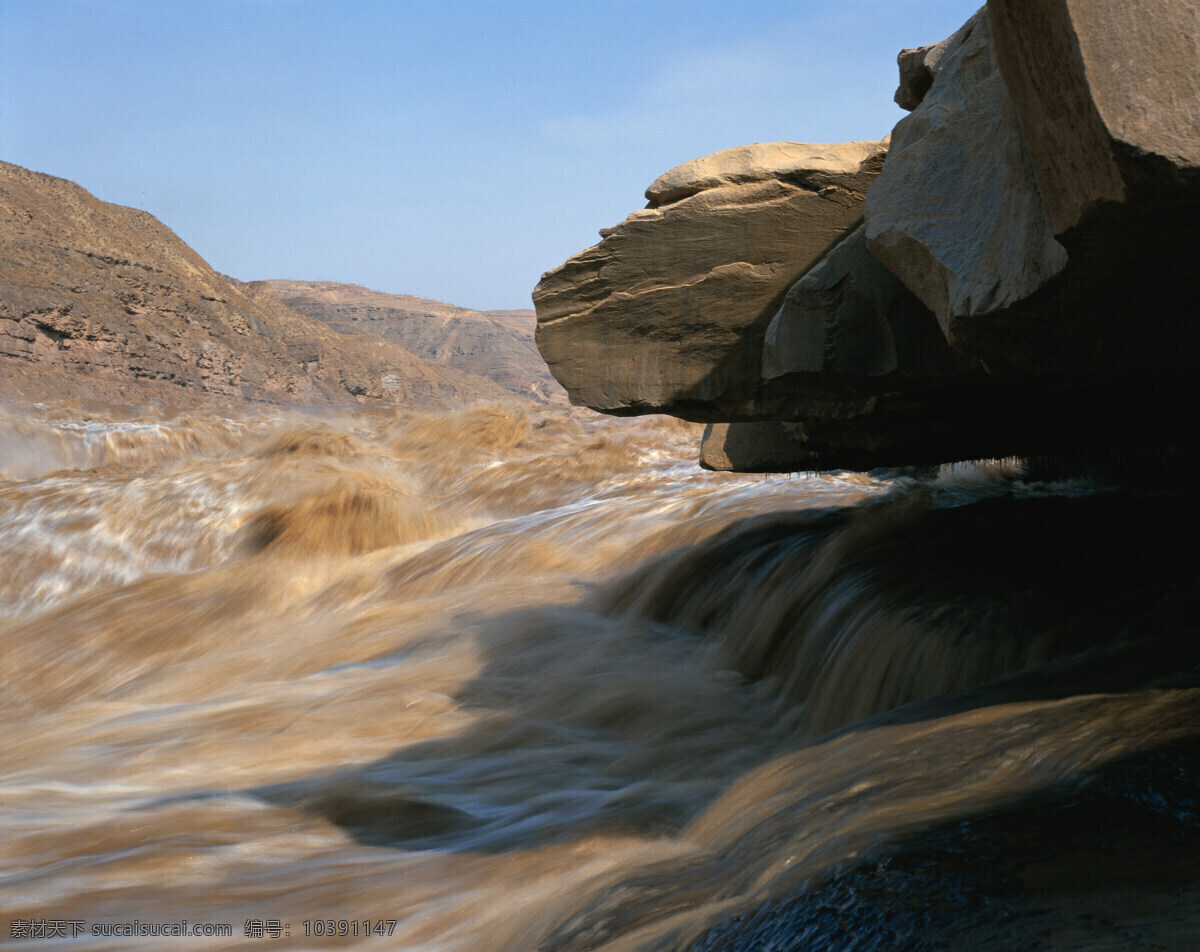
(699, 422, 818, 472)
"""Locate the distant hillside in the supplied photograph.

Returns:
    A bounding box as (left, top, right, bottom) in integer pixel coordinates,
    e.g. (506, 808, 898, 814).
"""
(0, 161, 513, 408)
(267, 280, 566, 405)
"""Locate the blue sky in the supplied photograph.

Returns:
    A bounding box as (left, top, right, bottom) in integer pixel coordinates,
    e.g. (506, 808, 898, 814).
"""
(1, 0, 980, 310)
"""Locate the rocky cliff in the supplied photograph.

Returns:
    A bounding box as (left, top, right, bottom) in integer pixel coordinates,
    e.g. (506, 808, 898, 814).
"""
(268, 280, 566, 405)
(0, 162, 513, 408)
(533, 0, 1200, 470)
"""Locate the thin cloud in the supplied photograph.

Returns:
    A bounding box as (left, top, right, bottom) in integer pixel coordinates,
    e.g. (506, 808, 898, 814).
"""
(537, 32, 865, 152)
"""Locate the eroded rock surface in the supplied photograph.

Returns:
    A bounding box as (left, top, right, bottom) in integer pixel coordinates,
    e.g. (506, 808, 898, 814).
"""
(866, 3, 1200, 379)
(763, 224, 974, 383)
(699, 422, 818, 473)
(864, 9, 1068, 341)
(533, 1, 1200, 470)
(989, 0, 1200, 235)
(534, 141, 886, 418)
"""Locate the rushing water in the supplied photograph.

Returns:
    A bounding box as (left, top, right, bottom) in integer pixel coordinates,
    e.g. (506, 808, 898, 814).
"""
(1, 402, 1196, 950)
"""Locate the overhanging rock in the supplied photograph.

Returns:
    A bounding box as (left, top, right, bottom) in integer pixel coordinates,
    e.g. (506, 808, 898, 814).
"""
(533, 141, 886, 419)
(533, 0, 1200, 471)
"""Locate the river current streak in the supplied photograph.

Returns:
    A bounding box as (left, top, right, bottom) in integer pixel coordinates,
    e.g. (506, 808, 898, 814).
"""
(1, 402, 1195, 951)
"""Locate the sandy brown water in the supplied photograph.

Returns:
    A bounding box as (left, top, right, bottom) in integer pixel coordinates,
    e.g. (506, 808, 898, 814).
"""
(1, 402, 1196, 950)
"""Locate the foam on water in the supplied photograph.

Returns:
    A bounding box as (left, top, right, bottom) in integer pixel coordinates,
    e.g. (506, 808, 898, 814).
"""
(0, 402, 1195, 951)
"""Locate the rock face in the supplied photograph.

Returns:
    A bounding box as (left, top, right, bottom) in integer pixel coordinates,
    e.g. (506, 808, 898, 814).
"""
(864, 9, 1069, 341)
(0, 162, 514, 408)
(699, 422, 818, 473)
(268, 280, 566, 405)
(866, 3, 1200, 379)
(534, 141, 886, 418)
(533, 1, 1200, 471)
(763, 224, 973, 382)
(988, 0, 1200, 236)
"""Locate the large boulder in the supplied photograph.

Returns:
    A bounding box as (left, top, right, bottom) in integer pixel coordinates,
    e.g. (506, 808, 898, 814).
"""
(864, 9, 1068, 342)
(534, 141, 886, 418)
(532, 1, 1200, 471)
(866, 2, 1200, 378)
(988, 0, 1200, 235)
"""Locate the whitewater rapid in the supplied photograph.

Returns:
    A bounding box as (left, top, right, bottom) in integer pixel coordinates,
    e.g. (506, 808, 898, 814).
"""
(1, 402, 1196, 950)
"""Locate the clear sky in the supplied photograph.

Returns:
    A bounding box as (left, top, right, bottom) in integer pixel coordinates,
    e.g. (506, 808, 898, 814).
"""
(1, 0, 980, 311)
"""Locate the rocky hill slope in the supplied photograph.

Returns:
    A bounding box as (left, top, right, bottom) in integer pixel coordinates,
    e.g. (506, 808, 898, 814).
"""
(535, 0, 1200, 470)
(267, 280, 565, 405)
(0, 161, 513, 408)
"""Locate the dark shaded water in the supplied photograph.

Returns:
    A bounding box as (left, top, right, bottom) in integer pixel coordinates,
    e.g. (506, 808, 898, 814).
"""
(1, 403, 1195, 950)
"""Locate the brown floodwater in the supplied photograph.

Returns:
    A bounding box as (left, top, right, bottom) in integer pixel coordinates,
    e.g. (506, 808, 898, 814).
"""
(1, 402, 1196, 950)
